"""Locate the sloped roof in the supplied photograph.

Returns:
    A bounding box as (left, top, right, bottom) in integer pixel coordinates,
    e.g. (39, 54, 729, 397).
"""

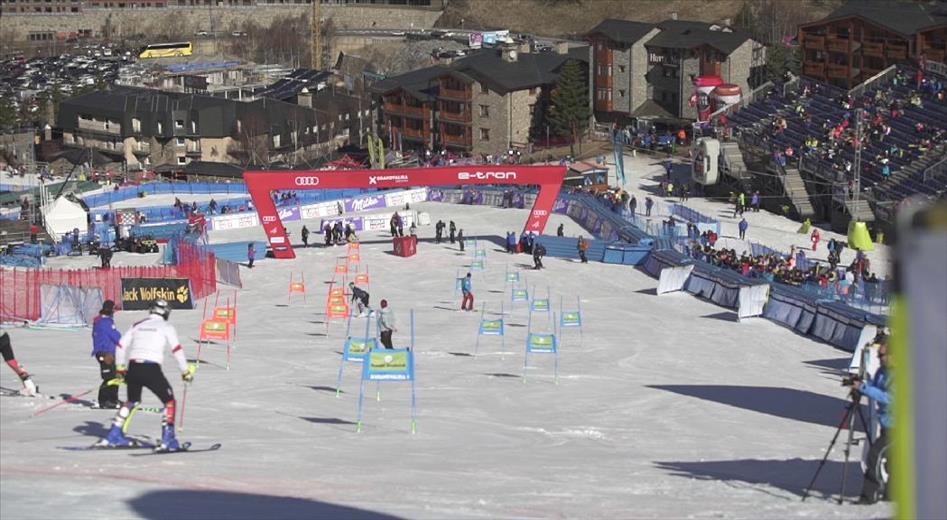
(631, 99, 678, 121)
(370, 65, 453, 100)
(255, 68, 332, 102)
(371, 47, 589, 98)
(810, 0, 947, 38)
(182, 160, 245, 178)
(647, 20, 754, 55)
(587, 19, 657, 44)
(55, 147, 116, 166)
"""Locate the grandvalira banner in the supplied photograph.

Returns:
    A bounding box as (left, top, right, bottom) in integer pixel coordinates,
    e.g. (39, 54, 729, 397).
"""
(121, 278, 194, 310)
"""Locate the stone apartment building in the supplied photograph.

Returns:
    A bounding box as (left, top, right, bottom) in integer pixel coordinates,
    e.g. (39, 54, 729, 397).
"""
(56, 86, 364, 170)
(587, 18, 767, 123)
(371, 44, 589, 157)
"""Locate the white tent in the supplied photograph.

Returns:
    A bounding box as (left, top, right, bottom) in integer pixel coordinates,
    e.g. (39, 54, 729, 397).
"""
(44, 197, 87, 240)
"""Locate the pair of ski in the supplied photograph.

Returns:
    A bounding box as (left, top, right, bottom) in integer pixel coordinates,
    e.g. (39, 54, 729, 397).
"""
(66, 436, 221, 455)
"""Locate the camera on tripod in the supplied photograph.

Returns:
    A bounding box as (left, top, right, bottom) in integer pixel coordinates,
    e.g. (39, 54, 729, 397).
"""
(841, 374, 862, 387)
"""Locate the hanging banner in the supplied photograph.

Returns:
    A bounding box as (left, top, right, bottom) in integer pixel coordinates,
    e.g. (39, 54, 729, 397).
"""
(121, 278, 194, 310)
(300, 202, 340, 220)
(345, 194, 387, 213)
(362, 349, 415, 381)
(343, 337, 376, 362)
(526, 333, 557, 353)
(277, 205, 301, 222)
(479, 319, 504, 336)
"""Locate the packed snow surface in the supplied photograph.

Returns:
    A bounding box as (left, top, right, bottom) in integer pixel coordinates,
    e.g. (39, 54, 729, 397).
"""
(1, 199, 890, 519)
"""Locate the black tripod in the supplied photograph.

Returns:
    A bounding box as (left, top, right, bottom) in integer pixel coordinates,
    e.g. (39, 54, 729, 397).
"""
(801, 391, 873, 503)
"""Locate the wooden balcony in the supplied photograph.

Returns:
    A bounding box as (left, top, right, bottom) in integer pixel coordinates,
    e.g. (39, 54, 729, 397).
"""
(402, 126, 428, 140)
(923, 48, 945, 62)
(803, 62, 825, 76)
(826, 63, 851, 78)
(438, 110, 471, 124)
(886, 43, 907, 60)
(442, 133, 472, 147)
(439, 86, 471, 101)
(826, 37, 850, 53)
(384, 102, 431, 120)
(862, 41, 883, 58)
(803, 34, 825, 50)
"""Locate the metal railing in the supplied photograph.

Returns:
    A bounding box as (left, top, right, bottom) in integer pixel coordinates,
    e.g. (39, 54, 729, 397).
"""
(928, 60, 947, 77)
(847, 64, 897, 98)
(923, 155, 947, 182)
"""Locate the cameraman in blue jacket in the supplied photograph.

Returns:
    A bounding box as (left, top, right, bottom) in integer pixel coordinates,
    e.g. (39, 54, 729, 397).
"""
(91, 300, 122, 409)
(850, 339, 892, 504)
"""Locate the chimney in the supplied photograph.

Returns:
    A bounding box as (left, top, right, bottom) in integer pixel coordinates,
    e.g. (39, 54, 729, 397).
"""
(671, 11, 678, 20)
(298, 87, 312, 108)
(501, 45, 519, 63)
(555, 41, 569, 55)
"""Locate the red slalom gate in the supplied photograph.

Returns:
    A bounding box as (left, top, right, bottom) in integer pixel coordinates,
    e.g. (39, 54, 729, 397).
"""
(1, 240, 217, 323)
(244, 165, 566, 259)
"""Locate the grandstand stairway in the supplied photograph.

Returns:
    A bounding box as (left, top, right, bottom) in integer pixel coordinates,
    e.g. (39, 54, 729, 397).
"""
(780, 167, 815, 219)
(843, 199, 876, 223)
(0, 219, 52, 247)
(719, 141, 751, 182)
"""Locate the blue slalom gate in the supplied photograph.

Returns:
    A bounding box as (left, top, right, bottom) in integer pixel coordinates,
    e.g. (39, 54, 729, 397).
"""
(475, 302, 505, 354)
(559, 295, 583, 345)
(355, 310, 417, 433)
(335, 313, 378, 397)
(524, 306, 559, 383)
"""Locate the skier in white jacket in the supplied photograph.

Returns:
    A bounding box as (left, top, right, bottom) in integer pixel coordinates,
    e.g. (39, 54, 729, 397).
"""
(101, 300, 196, 450)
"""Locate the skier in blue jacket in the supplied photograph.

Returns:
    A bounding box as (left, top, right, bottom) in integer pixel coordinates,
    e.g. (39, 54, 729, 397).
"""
(91, 300, 122, 408)
(460, 273, 474, 311)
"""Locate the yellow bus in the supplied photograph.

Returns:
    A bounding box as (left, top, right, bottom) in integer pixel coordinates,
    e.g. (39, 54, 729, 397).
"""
(138, 41, 193, 59)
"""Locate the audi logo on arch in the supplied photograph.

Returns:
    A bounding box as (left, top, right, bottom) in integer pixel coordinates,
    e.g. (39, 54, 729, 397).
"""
(294, 176, 321, 186)
(457, 171, 518, 181)
(531, 210, 548, 217)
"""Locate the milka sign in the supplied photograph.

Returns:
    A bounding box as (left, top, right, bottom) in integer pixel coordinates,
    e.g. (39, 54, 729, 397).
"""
(345, 195, 386, 213)
(244, 166, 566, 259)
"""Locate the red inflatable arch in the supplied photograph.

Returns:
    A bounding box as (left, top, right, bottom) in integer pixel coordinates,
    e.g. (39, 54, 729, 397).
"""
(243, 165, 567, 259)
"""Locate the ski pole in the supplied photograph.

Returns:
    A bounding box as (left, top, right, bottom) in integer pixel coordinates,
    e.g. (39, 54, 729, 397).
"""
(178, 364, 197, 432)
(30, 388, 95, 418)
(178, 381, 191, 432)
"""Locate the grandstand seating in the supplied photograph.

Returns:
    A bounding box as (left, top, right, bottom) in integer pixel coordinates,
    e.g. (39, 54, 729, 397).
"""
(725, 66, 947, 214)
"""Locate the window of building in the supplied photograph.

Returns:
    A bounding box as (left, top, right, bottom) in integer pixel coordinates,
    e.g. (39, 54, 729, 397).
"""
(273, 134, 281, 147)
(607, 90, 612, 101)
(619, 89, 626, 98)
(174, 119, 184, 129)
(132, 118, 141, 132)
(177, 156, 186, 165)
(191, 120, 197, 133)
(479, 128, 490, 141)
(607, 65, 612, 76)
(618, 65, 626, 73)
(479, 104, 490, 117)
(174, 137, 184, 146)
(480, 82, 488, 94)
(157, 122, 163, 133)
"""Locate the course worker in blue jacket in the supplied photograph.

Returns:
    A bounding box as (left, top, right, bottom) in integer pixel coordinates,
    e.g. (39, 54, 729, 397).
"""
(92, 300, 122, 408)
